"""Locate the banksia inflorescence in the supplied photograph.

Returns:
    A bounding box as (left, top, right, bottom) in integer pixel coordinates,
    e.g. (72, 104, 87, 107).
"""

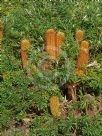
(56, 32, 65, 58)
(50, 96, 61, 118)
(56, 32, 65, 47)
(45, 29, 65, 60)
(76, 40, 89, 76)
(20, 39, 31, 68)
(45, 29, 56, 60)
(75, 30, 84, 42)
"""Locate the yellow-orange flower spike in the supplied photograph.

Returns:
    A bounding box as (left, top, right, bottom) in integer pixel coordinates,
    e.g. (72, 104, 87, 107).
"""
(78, 40, 89, 66)
(21, 39, 31, 51)
(56, 32, 65, 47)
(50, 96, 61, 118)
(76, 40, 89, 76)
(20, 39, 31, 68)
(80, 40, 89, 51)
(21, 50, 28, 68)
(45, 29, 56, 60)
(56, 32, 65, 58)
(75, 30, 84, 42)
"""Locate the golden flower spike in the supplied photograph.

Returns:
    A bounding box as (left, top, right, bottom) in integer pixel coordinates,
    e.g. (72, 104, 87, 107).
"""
(50, 96, 61, 118)
(56, 32, 65, 58)
(76, 40, 89, 76)
(45, 29, 56, 60)
(20, 39, 31, 68)
(75, 30, 84, 42)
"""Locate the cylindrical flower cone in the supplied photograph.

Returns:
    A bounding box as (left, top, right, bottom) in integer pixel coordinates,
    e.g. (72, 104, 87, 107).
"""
(76, 40, 89, 76)
(77, 40, 89, 66)
(45, 29, 56, 60)
(75, 30, 84, 42)
(20, 39, 31, 68)
(21, 50, 28, 68)
(56, 32, 65, 58)
(21, 39, 31, 51)
(50, 96, 61, 118)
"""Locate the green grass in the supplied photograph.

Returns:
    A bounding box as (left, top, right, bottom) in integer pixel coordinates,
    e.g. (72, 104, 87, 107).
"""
(0, 0, 102, 135)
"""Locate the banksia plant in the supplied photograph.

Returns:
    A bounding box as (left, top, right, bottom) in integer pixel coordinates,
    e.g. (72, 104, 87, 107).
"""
(56, 32, 65, 58)
(75, 30, 84, 42)
(45, 29, 56, 60)
(50, 96, 61, 118)
(20, 39, 31, 68)
(76, 40, 89, 76)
